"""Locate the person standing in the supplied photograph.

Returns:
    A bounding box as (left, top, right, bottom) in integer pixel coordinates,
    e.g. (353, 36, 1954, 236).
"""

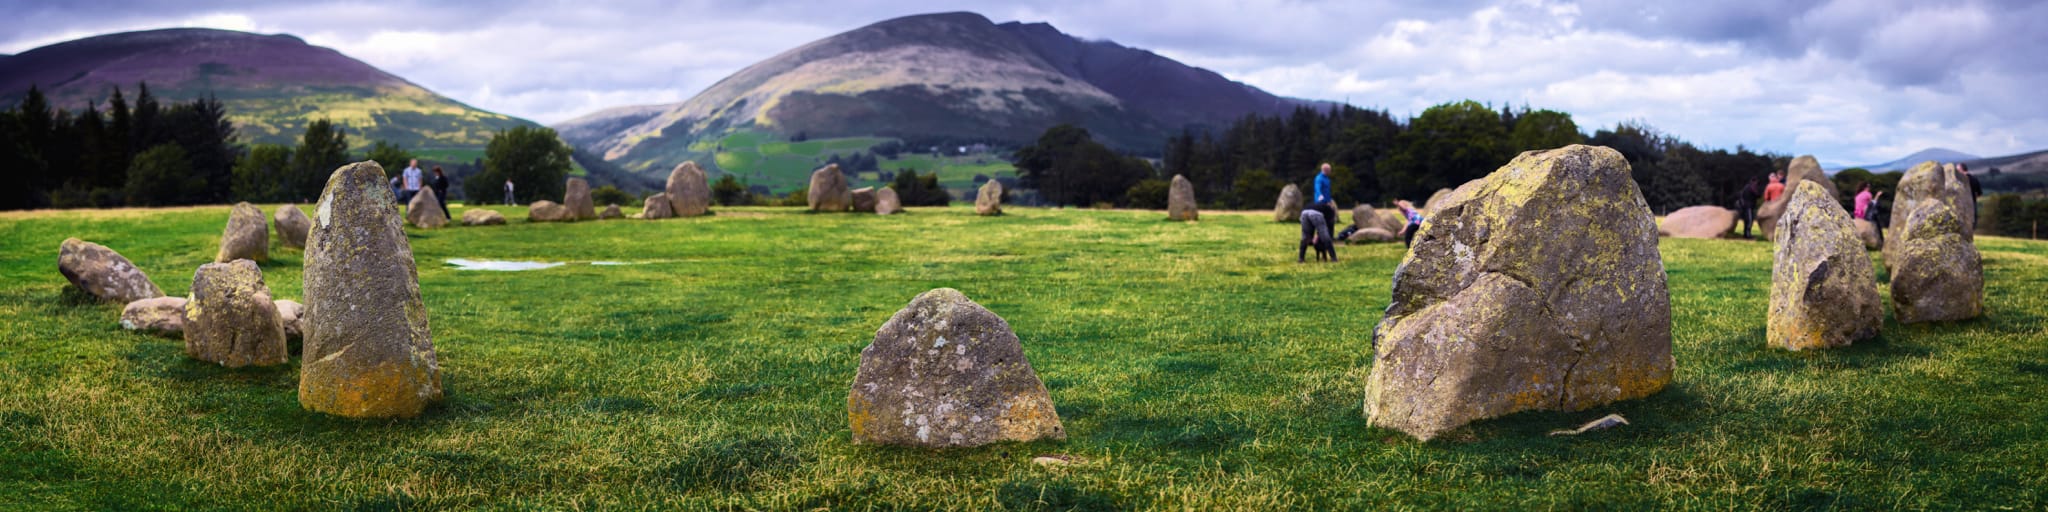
(1958, 163, 1981, 218)
(430, 166, 451, 217)
(400, 159, 424, 204)
(1395, 200, 1425, 248)
(1853, 183, 1882, 221)
(1736, 176, 1761, 238)
(1762, 171, 1786, 203)
(1312, 163, 1338, 226)
(503, 179, 516, 206)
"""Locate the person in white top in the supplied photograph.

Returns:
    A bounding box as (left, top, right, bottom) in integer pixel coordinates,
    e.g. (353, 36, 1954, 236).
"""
(503, 179, 516, 205)
(399, 159, 424, 203)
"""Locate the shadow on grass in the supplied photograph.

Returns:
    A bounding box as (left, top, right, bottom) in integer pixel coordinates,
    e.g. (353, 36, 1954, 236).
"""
(996, 478, 1128, 511)
(660, 436, 811, 493)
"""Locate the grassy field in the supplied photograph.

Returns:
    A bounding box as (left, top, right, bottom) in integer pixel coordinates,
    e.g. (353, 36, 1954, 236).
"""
(2, 204, 2045, 509)
(692, 129, 1015, 198)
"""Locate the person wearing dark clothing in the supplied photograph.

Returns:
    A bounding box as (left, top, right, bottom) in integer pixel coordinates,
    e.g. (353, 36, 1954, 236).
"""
(1736, 177, 1761, 239)
(1396, 200, 1424, 248)
(1299, 209, 1335, 262)
(430, 166, 451, 217)
(1959, 163, 1981, 218)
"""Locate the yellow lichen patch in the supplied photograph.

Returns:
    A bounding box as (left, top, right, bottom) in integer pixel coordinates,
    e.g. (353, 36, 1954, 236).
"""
(998, 391, 1064, 441)
(846, 394, 874, 440)
(300, 360, 437, 418)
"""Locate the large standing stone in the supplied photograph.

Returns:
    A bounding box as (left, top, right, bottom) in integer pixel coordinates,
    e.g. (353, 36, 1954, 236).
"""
(183, 259, 287, 367)
(1768, 181, 1882, 350)
(1167, 174, 1198, 221)
(121, 296, 187, 336)
(666, 162, 713, 216)
(1347, 227, 1396, 243)
(641, 193, 676, 219)
(852, 187, 879, 213)
(848, 288, 1064, 447)
(976, 180, 1003, 216)
(1888, 195, 1983, 324)
(274, 204, 311, 248)
(875, 187, 903, 215)
(461, 209, 506, 226)
(1274, 184, 1304, 222)
(216, 202, 270, 263)
(1757, 155, 1838, 241)
(58, 238, 163, 303)
(302, 161, 444, 418)
(1888, 162, 1976, 256)
(1365, 145, 1672, 442)
(809, 164, 852, 212)
(1660, 206, 1736, 239)
(528, 200, 573, 222)
(564, 178, 596, 220)
(405, 187, 449, 229)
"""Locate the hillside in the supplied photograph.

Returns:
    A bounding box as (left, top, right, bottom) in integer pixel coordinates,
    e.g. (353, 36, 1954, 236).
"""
(0, 28, 534, 151)
(1849, 147, 1982, 172)
(556, 12, 1323, 179)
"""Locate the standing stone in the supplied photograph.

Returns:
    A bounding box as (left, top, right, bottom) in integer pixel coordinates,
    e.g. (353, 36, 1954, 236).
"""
(1768, 181, 1882, 350)
(1660, 206, 1736, 239)
(1366, 145, 1672, 442)
(216, 202, 270, 263)
(642, 193, 676, 219)
(528, 200, 572, 222)
(405, 187, 449, 228)
(58, 238, 164, 303)
(975, 180, 1003, 216)
(1757, 155, 1838, 241)
(666, 162, 713, 216)
(599, 204, 623, 220)
(121, 296, 187, 336)
(809, 164, 852, 212)
(1421, 188, 1454, 214)
(848, 288, 1064, 447)
(1888, 195, 1983, 324)
(1852, 219, 1882, 250)
(460, 209, 506, 226)
(1273, 184, 1305, 222)
(302, 161, 444, 418)
(183, 259, 287, 367)
(275, 299, 305, 340)
(852, 187, 879, 213)
(274, 204, 311, 248)
(1889, 162, 1976, 258)
(875, 187, 903, 215)
(564, 178, 596, 220)
(1167, 174, 1198, 221)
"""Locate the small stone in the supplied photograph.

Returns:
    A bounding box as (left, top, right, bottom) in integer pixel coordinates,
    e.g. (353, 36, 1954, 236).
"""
(183, 259, 287, 367)
(1768, 181, 1882, 350)
(461, 209, 506, 226)
(976, 180, 1003, 216)
(274, 204, 311, 248)
(1548, 414, 1629, 436)
(1354, 205, 1404, 234)
(809, 164, 852, 212)
(528, 200, 573, 222)
(406, 187, 449, 228)
(1167, 174, 1197, 221)
(1852, 219, 1882, 250)
(1347, 227, 1396, 243)
(302, 161, 444, 418)
(1660, 206, 1736, 239)
(876, 187, 903, 215)
(275, 299, 305, 340)
(849, 288, 1065, 447)
(216, 202, 270, 263)
(58, 238, 164, 303)
(1274, 184, 1304, 222)
(121, 296, 187, 336)
(852, 187, 878, 213)
(666, 161, 713, 216)
(642, 193, 676, 219)
(599, 204, 623, 220)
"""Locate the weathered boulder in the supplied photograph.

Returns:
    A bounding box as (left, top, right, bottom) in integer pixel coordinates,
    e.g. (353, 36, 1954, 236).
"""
(976, 180, 1003, 216)
(1660, 206, 1735, 239)
(641, 193, 676, 219)
(1768, 181, 1882, 350)
(666, 161, 713, 216)
(121, 296, 187, 336)
(183, 259, 288, 367)
(528, 200, 573, 222)
(405, 187, 449, 228)
(460, 209, 506, 226)
(216, 202, 270, 263)
(809, 164, 852, 212)
(848, 288, 1064, 447)
(875, 187, 903, 215)
(1852, 219, 1882, 250)
(1167, 174, 1198, 221)
(302, 161, 444, 418)
(1888, 196, 1983, 324)
(1347, 227, 1396, 243)
(58, 238, 163, 303)
(1421, 188, 1454, 213)
(274, 204, 311, 248)
(564, 178, 596, 220)
(275, 299, 305, 340)
(852, 187, 878, 213)
(599, 204, 623, 220)
(1356, 205, 1405, 234)
(1888, 162, 1976, 254)
(1365, 145, 1672, 442)
(1274, 184, 1304, 222)
(1757, 155, 1838, 240)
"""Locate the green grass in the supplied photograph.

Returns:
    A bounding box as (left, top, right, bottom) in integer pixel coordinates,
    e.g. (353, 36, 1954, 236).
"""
(700, 130, 1006, 196)
(3, 206, 2045, 509)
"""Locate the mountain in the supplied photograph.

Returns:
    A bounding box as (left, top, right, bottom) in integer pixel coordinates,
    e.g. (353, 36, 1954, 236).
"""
(556, 11, 1326, 176)
(0, 28, 534, 151)
(1848, 147, 1982, 172)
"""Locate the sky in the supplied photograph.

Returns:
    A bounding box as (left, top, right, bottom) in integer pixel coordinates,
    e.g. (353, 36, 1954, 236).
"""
(4, 0, 2044, 166)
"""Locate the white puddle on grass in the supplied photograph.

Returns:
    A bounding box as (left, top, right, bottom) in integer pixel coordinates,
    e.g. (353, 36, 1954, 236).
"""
(444, 259, 667, 271)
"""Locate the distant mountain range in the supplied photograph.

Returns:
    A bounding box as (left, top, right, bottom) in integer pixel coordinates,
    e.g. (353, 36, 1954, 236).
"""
(1837, 147, 2048, 176)
(555, 12, 1328, 178)
(0, 28, 534, 152)
(1844, 148, 1982, 172)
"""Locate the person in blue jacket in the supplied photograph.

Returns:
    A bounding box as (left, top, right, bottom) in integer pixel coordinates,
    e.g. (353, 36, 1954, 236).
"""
(1311, 163, 1338, 225)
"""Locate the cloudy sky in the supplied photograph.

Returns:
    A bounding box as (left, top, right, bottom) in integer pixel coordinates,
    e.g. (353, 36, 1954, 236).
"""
(4, 0, 2044, 166)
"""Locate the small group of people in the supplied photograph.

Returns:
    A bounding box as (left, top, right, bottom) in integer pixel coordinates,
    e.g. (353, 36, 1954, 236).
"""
(1732, 161, 1983, 240)
(388, 159, 451, 215)
(1298, 163, 1427, 263)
